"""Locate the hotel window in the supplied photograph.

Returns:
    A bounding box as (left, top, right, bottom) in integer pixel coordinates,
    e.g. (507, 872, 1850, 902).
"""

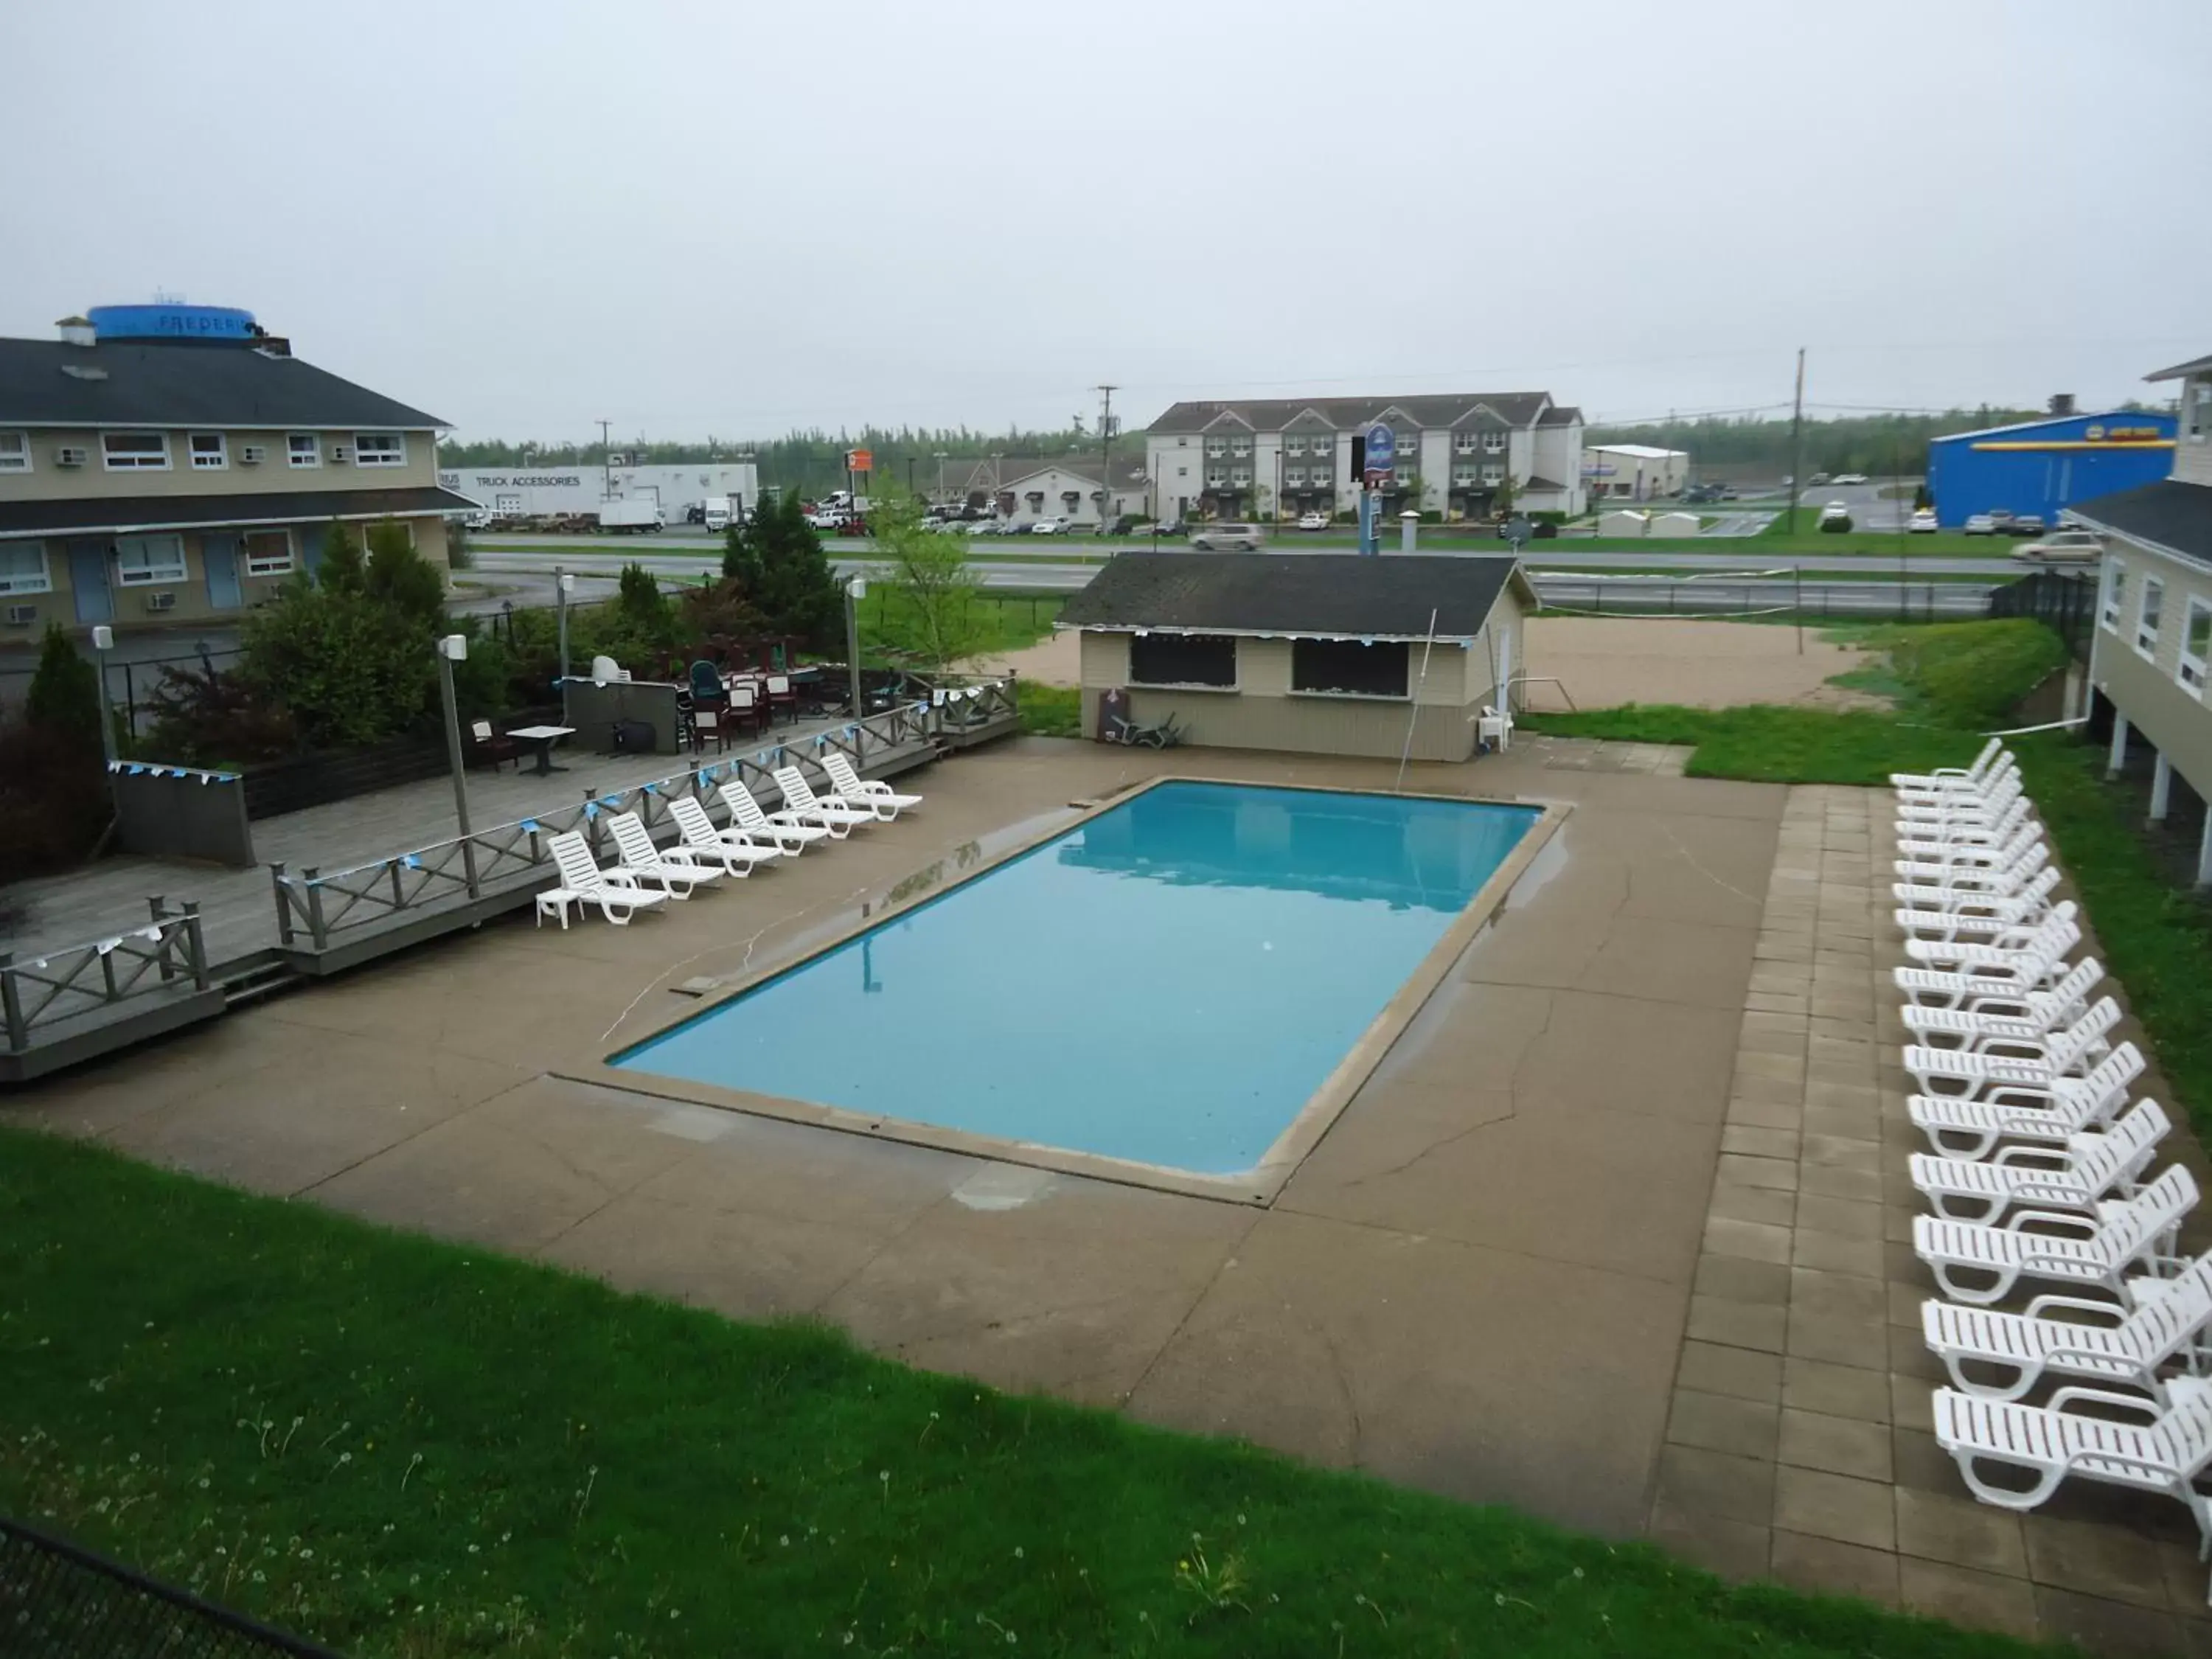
(1130, 632, 1236, 688)
(1483, 463, 1506, 485)
(1283, 434, 1304, 455)
(2138, 577, 2164, 658)
(1310, 434, 1332, 456)
(2181, 598, 2212, 694)
(1205, 470, 1226, 488)
(114, 535, 187, 586)
(0, 432, 29, 473)
(1454, 432, 1478, 454)
(189, 432, 227, 470)
(2101, 561, 2126, 631)
(1231, 468, 1251, 487)
(288, 433, 321, 468)
(0, 543, 52, 594)
(1453, 465, 1476, 485)
(1206, 439, 1227, 458)
(1230, 439, 1251, 458)
(243, 529, 295, 577)
(1292, 637, 1411, 698)
(354, 432, 406, 467)
(102, 431, 170, 470)
(1284, 466, 1305, 487)
(1484, 432, 1506, 453)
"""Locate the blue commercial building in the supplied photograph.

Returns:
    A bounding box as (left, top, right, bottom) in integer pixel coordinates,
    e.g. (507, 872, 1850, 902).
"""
(1926, 410, 2177, 528)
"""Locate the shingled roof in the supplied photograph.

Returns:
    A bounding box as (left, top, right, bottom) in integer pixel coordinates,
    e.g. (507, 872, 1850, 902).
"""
(1146, 393, 1561, 434)
(0, 337, 448, 428)
(1057, 552, 1534, 642)
(2067, 480, 2212, 572)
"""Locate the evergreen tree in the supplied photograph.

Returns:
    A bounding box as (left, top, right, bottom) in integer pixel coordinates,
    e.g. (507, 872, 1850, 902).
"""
(24, 623, 102, 751)
(721, 494, 842, 647)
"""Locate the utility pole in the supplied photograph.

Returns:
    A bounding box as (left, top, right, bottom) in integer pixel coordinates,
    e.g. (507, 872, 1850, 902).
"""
(598, 419, 612, 502)
(1785, 349, 1806, 536)
(1096, 384, 1119, 535)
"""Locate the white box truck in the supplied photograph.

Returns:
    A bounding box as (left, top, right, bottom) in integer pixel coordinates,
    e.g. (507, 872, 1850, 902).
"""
(700, 493, 742, 532)
(595, 499, 665, 533)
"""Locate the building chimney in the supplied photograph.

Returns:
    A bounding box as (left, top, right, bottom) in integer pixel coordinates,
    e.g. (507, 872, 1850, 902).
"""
(55, 315, 95, 347)
(2049, 393, 2076, 417)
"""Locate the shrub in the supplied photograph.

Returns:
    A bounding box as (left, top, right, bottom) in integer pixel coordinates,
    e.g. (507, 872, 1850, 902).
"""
(142, 659, 299, 765)
(0, 719, 110, 881)
(1818, 512, 1853, 533)
(1874, 619, 2069, 728)
(24, 623, 102, 751)
(1017, 683, 1082, 738)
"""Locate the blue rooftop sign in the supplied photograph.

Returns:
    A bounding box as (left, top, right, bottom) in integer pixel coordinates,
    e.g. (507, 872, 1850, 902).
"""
(88, 304, 257, 342)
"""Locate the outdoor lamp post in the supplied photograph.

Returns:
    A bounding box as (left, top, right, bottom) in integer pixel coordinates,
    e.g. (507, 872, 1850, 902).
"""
(845, 576, 866, 720)
(554, 568, 574, 693)
(435, 633, 481, 897)
(89, 625, 116, 772)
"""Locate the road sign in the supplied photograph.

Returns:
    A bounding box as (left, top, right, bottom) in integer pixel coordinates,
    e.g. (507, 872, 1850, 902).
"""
(845, 448, 873, 472)
(1363, 422, 1395, 488)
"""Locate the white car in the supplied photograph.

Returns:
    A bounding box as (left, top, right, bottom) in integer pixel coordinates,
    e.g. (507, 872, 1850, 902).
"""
(1029, 517, 1064, 535)
(2011, 529, 2105, 565)
(1818, 500, 1851, 524)
(1908, 509, 1938, 533)
(1832, 473, 1871, 486)
(1295, 511, 1329, 532)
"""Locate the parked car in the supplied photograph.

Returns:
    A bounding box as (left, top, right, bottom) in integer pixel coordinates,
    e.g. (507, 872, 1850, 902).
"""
(1295, 510, 1329, 531)
(1029, 517, 1065, 535)
(2005, 515, 2048, 538)
(1808, 472, 1832, 487)
(1150, 519, 1186, 538)
(1989, 509, 2017, 530)
(1191, 522, 1264, 552)
(1818, 500, 1850, 524)
(1963, 515, 1996, 535)
(1907, 509, 1939, 533)
(2011, 528, 2104, 564)
(1832, 473, 1870, 486)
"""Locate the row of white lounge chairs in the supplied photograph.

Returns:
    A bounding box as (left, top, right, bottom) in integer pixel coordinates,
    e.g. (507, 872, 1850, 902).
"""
(533, 755, 923, 929)
(1888, 740, 2212, 1591)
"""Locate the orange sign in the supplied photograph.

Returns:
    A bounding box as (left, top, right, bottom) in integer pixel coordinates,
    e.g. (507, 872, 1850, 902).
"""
(844, 448, 873, 472)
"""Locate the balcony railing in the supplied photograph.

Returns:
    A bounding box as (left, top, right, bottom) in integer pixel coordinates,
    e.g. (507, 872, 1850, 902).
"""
(1, 905, 209, 1057)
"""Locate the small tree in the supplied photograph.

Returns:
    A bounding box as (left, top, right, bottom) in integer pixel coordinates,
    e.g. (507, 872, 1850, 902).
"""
(364, 521, 447, 628)
(24, 623, 102, 751)
(868, 487, 992, 672)
(722, 492, 843, 647)
(1492, 470, 1517, 519)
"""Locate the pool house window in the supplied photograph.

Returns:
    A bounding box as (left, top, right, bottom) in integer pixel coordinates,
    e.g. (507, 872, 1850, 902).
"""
(2101, 561, 2126, 631)
(1292, 636, 1411, 698)
(1130, 632, 1236, 688)
(2137, 577, 2163, 658)
(2181, 597, 2212, 694)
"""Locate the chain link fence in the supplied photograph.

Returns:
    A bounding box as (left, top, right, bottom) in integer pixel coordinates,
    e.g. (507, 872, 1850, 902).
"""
(0, 1517, 341, 1657)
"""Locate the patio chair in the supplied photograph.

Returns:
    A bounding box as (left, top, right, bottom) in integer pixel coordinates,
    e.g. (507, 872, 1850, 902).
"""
(821, 751, 922, 821)
(1894, 860, 2059, 924)
(667, 796, 781, 876)
(1897, 956, 2104, 1020)
(766, 673, 798, 725)
(1896, 773, 2025, 826)
(772, 765, 878, 837)
(1895, 804, 2041, 859)
(690, 707, 727, 755)
(1892, 739, 2009, 794)
(729, 682, 771, 737)
(1932, 1375, 2212, 1585)
(1911, 1164, 2196, 1306)
(1909, 1043, 2145, 1161)
(1902, 996, 2118, 1098)
(1894, 885, 2062, 947)
(1901, 904, 2079, 970)
(540, 831, 670, 928)
(1895, 944, 2088, 1012)
(1909, 1099, 2171, 1223)
(469, 719, 521, 772)
(606, 811, 723, 899)
(1924, 1251, 2212, 1402)
(718, 779, 833, 855)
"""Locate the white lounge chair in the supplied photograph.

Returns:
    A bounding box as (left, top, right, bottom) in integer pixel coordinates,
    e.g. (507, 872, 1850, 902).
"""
(821, 751, 923, 821)
(538, 831, 671, 928)
(1895, 813, 2042, 864)
(1911, 1164, 2195, 1306)
(1901, 904, 2079, 970)
(1896, 953, 2098, 1015)
(1892, 738, 2009, 794)
(1910, 1099, 2170, 1223)
(773, 765, 877, 837)
(1910, 1043, 2144, 1160)
(1932, 1375, 2212, 1585)
(606, 811, 723, 899)
(718, 779, 832, 854)
(1924, 1253, 2212, 1403)
(1899, 960, 2106, 1043)
(667, 796, 782, 876)
(1896, 774, 2025, 825)
(1902, 997, 2118, 1097)
(1893, 850, 2056, 911)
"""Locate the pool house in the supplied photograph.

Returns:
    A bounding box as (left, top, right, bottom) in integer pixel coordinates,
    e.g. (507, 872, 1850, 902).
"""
(1059, 552, 1536, 762)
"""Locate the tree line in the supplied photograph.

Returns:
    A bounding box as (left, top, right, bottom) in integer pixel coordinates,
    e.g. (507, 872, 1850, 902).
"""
(1584, 405, 2163, 479)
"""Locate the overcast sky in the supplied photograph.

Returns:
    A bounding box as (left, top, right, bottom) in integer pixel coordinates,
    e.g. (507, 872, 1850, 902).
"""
(4, 0, 2207, 440)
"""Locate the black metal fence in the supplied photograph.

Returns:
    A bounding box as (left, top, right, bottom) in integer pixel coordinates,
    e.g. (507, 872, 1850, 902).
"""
(1986, 568, 2097, 661)
(0, 1515, 341, 1658)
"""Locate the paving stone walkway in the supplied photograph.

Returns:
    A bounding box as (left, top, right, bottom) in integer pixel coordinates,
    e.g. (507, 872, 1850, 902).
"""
(1655, 784, 2212, 1654)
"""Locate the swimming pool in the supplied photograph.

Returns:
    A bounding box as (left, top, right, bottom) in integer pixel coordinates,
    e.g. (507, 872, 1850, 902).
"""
(611, 782, 1543, 1186)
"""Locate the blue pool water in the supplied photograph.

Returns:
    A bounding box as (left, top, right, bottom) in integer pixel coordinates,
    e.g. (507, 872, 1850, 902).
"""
(613, 782, 1540, 1176)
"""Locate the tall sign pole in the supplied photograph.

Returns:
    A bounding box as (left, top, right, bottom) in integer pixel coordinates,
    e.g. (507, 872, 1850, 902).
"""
(1360, 421, 1396, 556)
(1786, 348, 1806, 536)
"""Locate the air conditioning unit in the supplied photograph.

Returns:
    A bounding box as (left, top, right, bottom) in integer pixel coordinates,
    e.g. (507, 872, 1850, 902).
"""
(239, 444, 267, 465)
(327, 445, 350, 464)
(4, 604, 35, 626)
(145, 591, 176, 612)
(55, 445, 88, 467)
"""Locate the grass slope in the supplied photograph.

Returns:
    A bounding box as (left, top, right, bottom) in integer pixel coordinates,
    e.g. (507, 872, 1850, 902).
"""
(0, 1129, 2048, 1659)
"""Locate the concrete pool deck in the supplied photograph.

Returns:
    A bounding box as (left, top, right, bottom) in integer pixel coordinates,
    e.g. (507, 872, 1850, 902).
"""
(10, 733, 2206, 1647)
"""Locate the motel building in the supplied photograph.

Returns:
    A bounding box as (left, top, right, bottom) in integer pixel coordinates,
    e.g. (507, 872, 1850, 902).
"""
(1060, 552, 1536, 763)
(0, 305, 472, 636)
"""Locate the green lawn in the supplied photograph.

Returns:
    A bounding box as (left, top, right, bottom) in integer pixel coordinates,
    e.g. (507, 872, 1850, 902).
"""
(0, 1128, 2053, 1659)
(858, 592, 1063, 659)
(1016, 682, 1082, 737)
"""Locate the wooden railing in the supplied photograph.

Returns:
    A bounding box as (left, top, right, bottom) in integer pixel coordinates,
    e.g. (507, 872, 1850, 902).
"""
(1, 902, 209, 1056)
(268, 686, 1017, 953)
